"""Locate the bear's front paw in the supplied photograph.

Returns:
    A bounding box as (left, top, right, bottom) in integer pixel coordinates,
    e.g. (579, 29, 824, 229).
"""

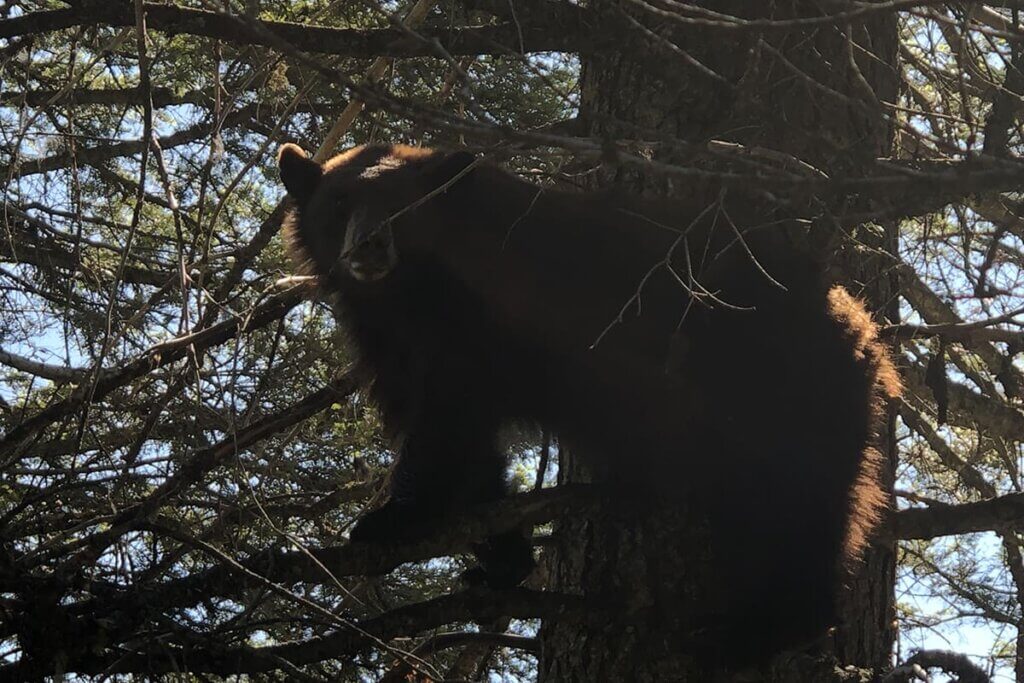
(468, 531, 536, 588)
(349, 501, 437, 543)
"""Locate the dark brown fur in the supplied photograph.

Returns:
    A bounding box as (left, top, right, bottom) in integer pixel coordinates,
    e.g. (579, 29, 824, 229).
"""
(278, 143, 900, 662)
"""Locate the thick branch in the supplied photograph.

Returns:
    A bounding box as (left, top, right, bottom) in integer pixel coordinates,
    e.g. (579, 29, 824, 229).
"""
(0, 1, 583, 57)
(0, 86, 208, 108)
(0, 348, 87, 383)
(56, 486, 596, 639)
(884, 320, 1024, 345)
(882, 650, 990, 683)
(114, 486, 592, 607)
(895, 493, 1024, 539)
(903, 363, 1024, 443)
(38, 589, 584, 677)
(381, 631, 539, 682)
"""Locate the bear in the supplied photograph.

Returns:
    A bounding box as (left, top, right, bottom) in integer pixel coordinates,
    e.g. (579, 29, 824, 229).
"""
(276, 142, 901, 660)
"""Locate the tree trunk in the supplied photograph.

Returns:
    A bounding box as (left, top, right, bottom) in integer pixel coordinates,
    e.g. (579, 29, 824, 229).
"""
(833, 221, 901, 671)
(539, 2, 899, 678)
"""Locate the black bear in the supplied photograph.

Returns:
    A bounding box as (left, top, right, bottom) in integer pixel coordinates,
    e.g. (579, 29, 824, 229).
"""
(277, 142, 900, 659)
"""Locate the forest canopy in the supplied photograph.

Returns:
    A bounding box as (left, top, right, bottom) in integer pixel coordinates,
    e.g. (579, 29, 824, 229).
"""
(1, 1, 1024, 681)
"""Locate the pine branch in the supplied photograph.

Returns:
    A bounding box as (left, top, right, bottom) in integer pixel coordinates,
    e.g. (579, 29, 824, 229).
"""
(0, 1, 583, 57)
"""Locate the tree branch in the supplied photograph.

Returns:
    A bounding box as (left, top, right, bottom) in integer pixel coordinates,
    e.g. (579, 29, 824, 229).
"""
(895, 492, 1024, 540)
(380, 631, 539, 682)
(14, 588, 582, 678)
(1, 103, 258, 180)
(0, 348, 87, 383)
(0, 285, 310, 462)
(903, 363, 1024, 443)
(0, 211, 168, 286)
(881, 649, 990, 683)
(44, 485, 595, 650)
(0, 1, 583, 57)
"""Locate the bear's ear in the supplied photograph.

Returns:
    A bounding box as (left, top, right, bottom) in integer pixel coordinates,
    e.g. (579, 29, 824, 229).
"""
(278, 143, 322, 204)
(419, 150, 478, 195)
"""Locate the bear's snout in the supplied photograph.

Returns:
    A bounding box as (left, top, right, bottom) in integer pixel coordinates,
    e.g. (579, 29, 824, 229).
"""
(342, 217, 397, 282)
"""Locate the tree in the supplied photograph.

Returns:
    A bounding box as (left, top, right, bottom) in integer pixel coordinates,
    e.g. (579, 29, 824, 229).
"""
(1, 0, 1024, 680)
(542, 3, 901, 680)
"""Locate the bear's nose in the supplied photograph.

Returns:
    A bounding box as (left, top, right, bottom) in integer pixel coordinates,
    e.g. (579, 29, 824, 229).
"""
(347, 253, 392, 281)
(343, 224, 396, 282)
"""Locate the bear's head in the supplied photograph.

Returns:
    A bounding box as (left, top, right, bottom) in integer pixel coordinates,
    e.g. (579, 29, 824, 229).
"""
(277, 143, 476, 283)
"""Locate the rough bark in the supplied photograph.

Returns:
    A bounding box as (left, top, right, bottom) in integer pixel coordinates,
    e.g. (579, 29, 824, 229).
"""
(540, 455, 715, 680)
(833, 222, 900, 670)
(539, 1, 899, 679)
